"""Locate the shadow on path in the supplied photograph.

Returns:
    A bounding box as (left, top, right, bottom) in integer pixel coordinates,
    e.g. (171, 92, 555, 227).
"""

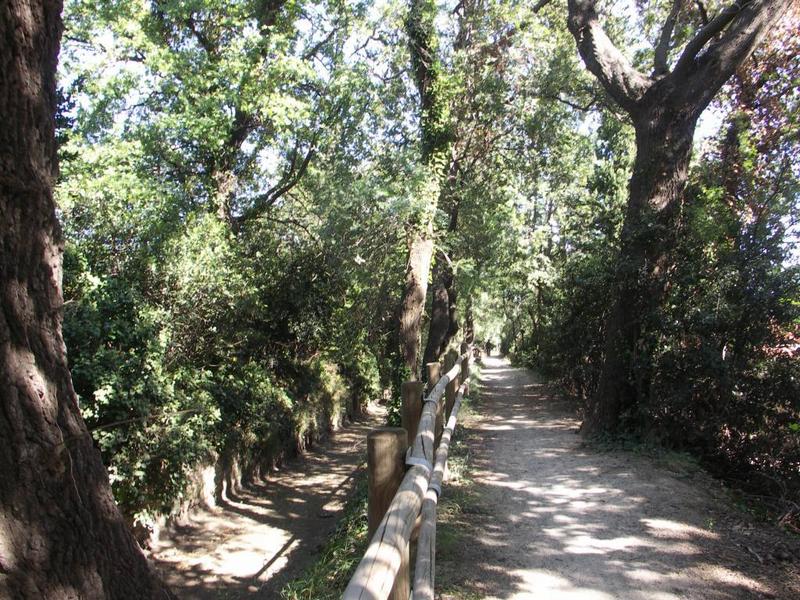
(438, 356, 799, 599)
(151, 405, 383, 599)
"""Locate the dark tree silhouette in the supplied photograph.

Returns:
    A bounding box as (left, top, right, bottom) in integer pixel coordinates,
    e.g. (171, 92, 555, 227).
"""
(566, 0, 794, 434)
(0, 1, 172, 597)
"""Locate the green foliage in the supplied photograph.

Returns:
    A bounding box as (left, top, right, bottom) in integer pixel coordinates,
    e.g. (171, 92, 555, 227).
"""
(57, 0, 414, 522)
(641, 139, 800, 494)
(54, 0, 799, 532)
(63, 247, 221, 517)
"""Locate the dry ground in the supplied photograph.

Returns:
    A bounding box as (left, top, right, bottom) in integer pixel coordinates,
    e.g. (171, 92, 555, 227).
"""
(436, 356, 800, 600)
(149, 404, 384, 599)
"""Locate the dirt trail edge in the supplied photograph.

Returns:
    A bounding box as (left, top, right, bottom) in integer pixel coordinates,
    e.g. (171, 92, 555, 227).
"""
(439, 356, 799, 600)
(150, 404, 384, 599)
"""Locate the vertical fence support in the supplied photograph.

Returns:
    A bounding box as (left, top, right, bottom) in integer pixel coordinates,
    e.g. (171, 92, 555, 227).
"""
(345, 346, 471, 600)
(445, 374, 459, 420)
(401, 381, 425, 448)
(367, 427, 410, 600)
(436, 357, 454, 447)
(460, 344, 470, 383)
(425, 362, 440, 392)
(428, 361, 444, 447)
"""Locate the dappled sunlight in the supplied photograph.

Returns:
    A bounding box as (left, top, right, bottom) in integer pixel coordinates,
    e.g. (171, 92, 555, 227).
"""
(504, 570, 617, 599)
(641, 518, 719, 541)
(150, 404, 384, 599)
(560, 534, 658, 555)
(437, 357, 788, 600)
(698, 564, 771, 592)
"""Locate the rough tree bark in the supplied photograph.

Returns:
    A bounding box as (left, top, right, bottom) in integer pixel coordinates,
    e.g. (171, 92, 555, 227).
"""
(422, 251, 457, 367)
(566, 0, 792, 434)
(396, 0, 453, 379)
(398, 231, 435, 380)
(422, 169, 462, 368)
(0, 2, 172, 598)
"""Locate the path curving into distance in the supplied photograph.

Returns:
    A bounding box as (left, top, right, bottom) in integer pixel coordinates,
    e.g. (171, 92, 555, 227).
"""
(437, 356, 799, 599)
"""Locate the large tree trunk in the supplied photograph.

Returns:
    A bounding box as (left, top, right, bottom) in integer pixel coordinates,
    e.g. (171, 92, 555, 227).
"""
(583, 109, 697, 434)
(567, 0, 791, 436)
(0, 3, 172, 598)
(422, 252, 457, 367)
(397, 0, 451, 381)
(463, 301, 475, 344)
(398, 231, 434, 379)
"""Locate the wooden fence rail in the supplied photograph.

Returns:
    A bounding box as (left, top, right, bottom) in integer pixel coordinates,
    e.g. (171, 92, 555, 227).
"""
(343, 348, 471, 600)
(412, 381, 466, 599)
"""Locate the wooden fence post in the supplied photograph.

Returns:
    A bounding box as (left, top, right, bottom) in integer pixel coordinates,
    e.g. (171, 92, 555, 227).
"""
(427, 362, 444, 448)
(425, 362, 440, 392)
(460, 344, 470, 383)
(435, 359, 452, 446)
(445, 375, 459, 420)
(401, 381, 425, 448)
(343, 359, 464, 600)
(367, 428, 410, 600)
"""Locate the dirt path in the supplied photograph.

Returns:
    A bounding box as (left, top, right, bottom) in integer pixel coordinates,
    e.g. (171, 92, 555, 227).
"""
(150, 404, 384, 599)
(438, 357, 799, 599)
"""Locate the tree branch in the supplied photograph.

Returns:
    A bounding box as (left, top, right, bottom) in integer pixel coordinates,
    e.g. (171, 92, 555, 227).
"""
(302, 26, 338, 60)
(543, 93, 599, 112)
(237, 140, 316, 223)
(185, 16, 216, 55)
(566, 0, 651, 114)
(695, 0, 710, 25)
(532, 0, 555, 13)
(257, 0, 288, 29)
(653, 0, 683, 76)
(675, 0, 791, 107)
(672, 0, 742, 77)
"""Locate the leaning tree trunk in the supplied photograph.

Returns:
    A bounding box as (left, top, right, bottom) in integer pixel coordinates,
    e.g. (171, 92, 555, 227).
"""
(463, 301, 475, 344)
(584, 109, 697, 434)
(398, 231, 434, 379)
(397, 0, 451, 381)
(422, 252, 458, 367)
(0, 3, 172, 598)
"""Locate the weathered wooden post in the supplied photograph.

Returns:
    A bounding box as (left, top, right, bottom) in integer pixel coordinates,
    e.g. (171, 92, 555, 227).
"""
(367, 427, 410, 600)
(426, 362, 443, 447)
(460, 343, 470, 383)
(425, 362, 440, 392)
(401, 381, 425, 448)
(445, 374, 459, 421)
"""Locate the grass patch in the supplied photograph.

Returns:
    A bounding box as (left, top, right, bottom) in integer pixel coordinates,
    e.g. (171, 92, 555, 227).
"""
(280, 472, 370, 599)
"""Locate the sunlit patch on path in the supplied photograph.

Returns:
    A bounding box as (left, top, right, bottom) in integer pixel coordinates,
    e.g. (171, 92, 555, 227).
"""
(437, 356, 799, 599)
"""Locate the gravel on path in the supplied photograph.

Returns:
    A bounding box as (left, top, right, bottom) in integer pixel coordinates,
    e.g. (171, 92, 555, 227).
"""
(437, 356, 799, 600)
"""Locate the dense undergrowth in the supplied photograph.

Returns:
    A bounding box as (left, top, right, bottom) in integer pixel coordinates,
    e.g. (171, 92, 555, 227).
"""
(61, 211, 388, 527)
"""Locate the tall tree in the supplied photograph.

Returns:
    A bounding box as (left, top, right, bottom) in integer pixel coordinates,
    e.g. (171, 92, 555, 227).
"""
(0, 1, 171, 597)
(566, 0, 794, 435)
(397, 0, 453, 379)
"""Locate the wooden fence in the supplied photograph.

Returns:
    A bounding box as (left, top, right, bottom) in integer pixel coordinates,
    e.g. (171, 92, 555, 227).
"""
(343, 344, 472, 600)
